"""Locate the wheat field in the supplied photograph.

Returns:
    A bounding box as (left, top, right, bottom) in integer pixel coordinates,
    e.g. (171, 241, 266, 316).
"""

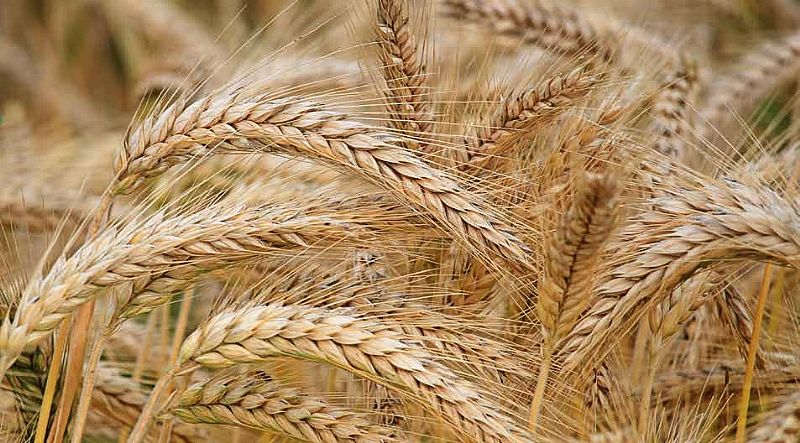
(2, 0, 800, 441)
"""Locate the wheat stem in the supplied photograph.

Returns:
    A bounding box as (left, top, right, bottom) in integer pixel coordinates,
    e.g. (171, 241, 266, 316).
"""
(528, 348, 552, 432)
(33, 328, 67, 443)
(735, 263, 773, 442)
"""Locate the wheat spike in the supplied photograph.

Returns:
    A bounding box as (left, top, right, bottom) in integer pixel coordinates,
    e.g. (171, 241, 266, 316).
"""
(528, 171, 618, 431)
(536, 171, 618, 343)
(702, 30, 800, 130)
(376, 0, 433, 151)
(115, 94, 532, 268)
(651, 61, 697, 162)
(716, 283, 766, 368)
(648, 271, 722, 341)
(462, 68, 598, 171)
(0, 197, 403, 371)
(748, 391, 800, 442)
(92, 365, 206, 442)
(559, 176, 800, 377)
(441, 0, 613, 64)
(178, 303, 535, 443)
(173, 370, 396, 443)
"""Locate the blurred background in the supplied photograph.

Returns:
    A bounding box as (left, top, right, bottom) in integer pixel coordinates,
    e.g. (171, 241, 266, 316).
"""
(2, 0, 799, 133)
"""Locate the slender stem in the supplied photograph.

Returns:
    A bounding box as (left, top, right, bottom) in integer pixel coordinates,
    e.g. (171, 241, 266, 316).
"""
(69, 333, 107, 443)
(326, 368, 338, 393)
(127, 371, 175, 443)
(630, 319, 650, 380)
(638, 338, 660, 436)
(48, 194, 114, 443)
(152, 288, 195, 442)
(33, 324, 68, 443)
(765, 268, 785, 349)
(529, 346, 553, 432)
(158, 374, 188, 443)
(160, 303, 170, 371)
(48, 309, 92, 443)
(134, 310, 158, 381)
(735, 263, 773, 442)
(157, 417, 174, 443)
(119, 309, 158, 442)
(168, 288, 194, 367)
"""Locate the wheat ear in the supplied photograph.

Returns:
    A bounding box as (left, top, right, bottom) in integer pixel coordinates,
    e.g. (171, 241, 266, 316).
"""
(4, 346, 50, 429)
(461, 68, 598, 171)
(528, 171, 618, 431)
(114, 94, 531, 268)
(107, 0, 219, 62)
(651, 360, 800, 406)
(559, 177, 800, 378)
(0, 195, 85, 234)
(652, 271, 722, 335)
(714, 281, 768, 368)
(173, 370, 396, 443)
(92, 365, 205, 442)
(178, 303, 535, 443)
(701, 30, 800, 130)
(651, 61, 697, 162)
(0, 198, 396, 371)
(441, 0, 613, 64)
(376, 0, 433, 152)
(227, 261, 529, 382)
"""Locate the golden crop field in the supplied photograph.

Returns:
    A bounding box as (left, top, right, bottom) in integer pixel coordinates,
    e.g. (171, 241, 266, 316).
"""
(2, 0, 800, 442)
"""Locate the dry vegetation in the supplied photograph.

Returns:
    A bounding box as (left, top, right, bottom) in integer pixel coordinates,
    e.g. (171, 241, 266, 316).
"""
(4, 0, 800, 441)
